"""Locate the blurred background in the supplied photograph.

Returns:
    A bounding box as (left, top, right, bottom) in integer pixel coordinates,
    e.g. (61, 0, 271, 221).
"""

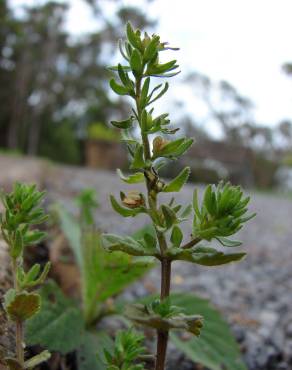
(1, 2, 292, 370)
(1, 0, 292, 190)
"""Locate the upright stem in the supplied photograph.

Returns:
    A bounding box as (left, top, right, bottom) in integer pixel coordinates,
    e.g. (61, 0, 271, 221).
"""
(155, 259, 171, 370)
(135, 75, 171, 370)
(12, 258, 24, 365)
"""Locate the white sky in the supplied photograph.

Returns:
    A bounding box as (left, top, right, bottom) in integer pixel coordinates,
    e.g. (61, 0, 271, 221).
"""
(10, 0, 292, 129)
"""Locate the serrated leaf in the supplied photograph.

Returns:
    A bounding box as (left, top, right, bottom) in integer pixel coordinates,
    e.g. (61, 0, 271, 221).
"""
(25, 281, 84, 354)
(78, 332, 113, 370)
(125, 303, 203, 336)
(169, 294, 247, 370)
(6, 291, 40, 321)
(117, 169, 144, 184)
(102, 234, 157, 257)
(167, 246, 246, 266)
(163, 167, 190, 192)
(55, 204, 153, 326)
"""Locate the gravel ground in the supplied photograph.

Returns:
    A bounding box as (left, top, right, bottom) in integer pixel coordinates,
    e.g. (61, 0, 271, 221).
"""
(1, 156, 292, 370)
(46, 164, 292, 370)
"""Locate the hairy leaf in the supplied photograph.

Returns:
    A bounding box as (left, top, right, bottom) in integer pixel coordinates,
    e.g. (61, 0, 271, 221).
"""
(78, 332, 113, 370)
(169, 294, 247, 370)
(117, 169, 144, 184)
(125, 303, 203, 336)
(26, 281, 84, 354)
(167, 246, 246, 266)
(163, 167, 190, 192)
(5, 291, 41, 321)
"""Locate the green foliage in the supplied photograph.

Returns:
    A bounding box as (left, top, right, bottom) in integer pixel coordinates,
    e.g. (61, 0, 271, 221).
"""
(54, 196, 153, 326)
(169, 294, 247, 370)
(192, 182, 255, 244)
(4, 290, 41, 322)
(27, 189, 155, 369)
(125, 300, 203, 336)
(39, 120, 82, 165)
(26, 280, 84, 354)
(88, 123, 120, 142)
(0, 182, 50, 367)
(103, 329, 147, 370)
(106, 21, 254, 370)
(0, 183, 47, 254)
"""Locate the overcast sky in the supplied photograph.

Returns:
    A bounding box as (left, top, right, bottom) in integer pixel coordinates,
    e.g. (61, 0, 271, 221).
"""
(11, 0, 292, 130)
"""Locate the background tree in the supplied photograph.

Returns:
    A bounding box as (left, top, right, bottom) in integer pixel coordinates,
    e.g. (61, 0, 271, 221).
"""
(0, 0, 154, 162)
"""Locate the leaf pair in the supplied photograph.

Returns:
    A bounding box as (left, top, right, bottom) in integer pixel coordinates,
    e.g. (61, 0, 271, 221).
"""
(166, 245, 246, 266)
(125, 302, 203, 336)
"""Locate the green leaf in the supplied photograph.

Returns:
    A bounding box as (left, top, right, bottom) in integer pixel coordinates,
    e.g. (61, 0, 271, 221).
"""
(117, 169, 144, 184)
(153, 137, 193, 159)
(24, 350, 51, 369)
(172, 138, 194, 157)
(167, 246, 246, 266)
(56, 202, 153, 326)
(126, 22, 141, 50)
(144, 36, 160, 62)
(216, 237, 242, 247)
(82, 230, 153, 324)
(170, 225, 183, 247)
(54, 205, 82, 267)
(102, 234, 156, 257)
(169, 293, 247, 370)
(11, 229, 23, 259)
(110, 195, 145, 217)
(130, 145, 147, 170)
(141, 77, 150, 107)
(6, 291, 41, 321)
(109, 79, 130, 96)
(117, 63, 131, 87)
(163, 167, 190, 192)
(26, 280, 84, 354)
(78, 332, 113, 370)
(161, 205, 177, 230)
(130, 49, 143, 76)
(148, 82, 169, 105)
(125, 303, 203, 336)
(111, 117, 134, 129)
(108, 65, 131, 72)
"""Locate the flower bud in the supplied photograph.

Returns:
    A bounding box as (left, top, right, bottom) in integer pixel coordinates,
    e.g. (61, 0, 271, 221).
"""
(152, 136, 169, 156)
(121, 191, 145, 209)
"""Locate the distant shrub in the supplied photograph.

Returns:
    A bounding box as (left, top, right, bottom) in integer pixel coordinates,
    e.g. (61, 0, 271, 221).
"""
(88, 122, 120, 142)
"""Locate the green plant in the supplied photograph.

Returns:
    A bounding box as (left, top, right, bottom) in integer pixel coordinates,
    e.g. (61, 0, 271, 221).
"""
(103, 329, 148, 370)
(103, 22, 255, 370)
(26, 189, 153, 370)
(0, 183, 51, 369)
